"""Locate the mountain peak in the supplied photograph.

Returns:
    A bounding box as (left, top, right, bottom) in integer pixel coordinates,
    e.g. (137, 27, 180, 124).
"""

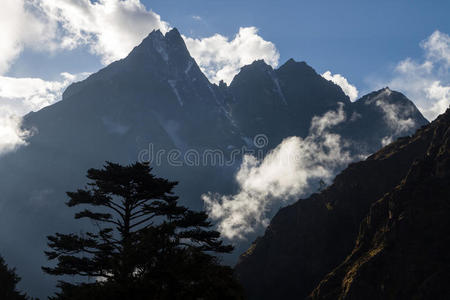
(282, 58, 308, 68)
(130, 27, 187, 62)
(63, 27, 198, 100)
(286, 58, 296, 64)
(276, 59, 314, 77)
(379, 86, 392, 96)
(247, 59, 272, 70)
(118, 27, 197, 79)
(229, 59, 274, 87)
(359, 87, 406, 105)
(147, 29, 164, 38)
(166, 27, 182, 38)
(145, 27, 181, 40)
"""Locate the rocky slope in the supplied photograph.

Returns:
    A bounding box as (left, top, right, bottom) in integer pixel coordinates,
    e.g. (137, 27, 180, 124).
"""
(235, 109, 445, 299)
(309, 108, 450, 299)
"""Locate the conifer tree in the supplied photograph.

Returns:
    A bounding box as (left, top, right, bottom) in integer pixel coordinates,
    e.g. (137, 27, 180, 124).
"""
(43, 162, 242, 299)
(0, 255, 28, 300)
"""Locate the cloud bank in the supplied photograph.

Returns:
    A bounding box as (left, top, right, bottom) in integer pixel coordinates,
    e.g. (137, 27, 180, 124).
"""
(184, 27, 280, 84)
(322, 71, 359, 101)
(375, 30, 450, 121)
(203, 104, 359, 240)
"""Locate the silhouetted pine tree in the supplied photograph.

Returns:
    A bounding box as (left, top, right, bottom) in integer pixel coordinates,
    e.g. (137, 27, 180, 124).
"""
(0, 255, 28, 300)
(42, 162, 243, 299)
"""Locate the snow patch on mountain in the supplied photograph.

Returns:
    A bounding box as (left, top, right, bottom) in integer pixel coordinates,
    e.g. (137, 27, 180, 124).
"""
(269, 72, 287, 105)
(152, 32, 169, 62)
(168, 80, 183, 106)
(185, 60, 194, 75)
(101, 117, 130, 135)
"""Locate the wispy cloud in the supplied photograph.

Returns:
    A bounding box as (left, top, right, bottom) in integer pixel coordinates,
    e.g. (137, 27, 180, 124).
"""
(203, 104, 361, 240)
(322, 71, 359, 101)
(373, 89, 416, 146)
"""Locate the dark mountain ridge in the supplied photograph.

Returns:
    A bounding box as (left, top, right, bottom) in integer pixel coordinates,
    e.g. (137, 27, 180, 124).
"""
(310, 108, 450, 299)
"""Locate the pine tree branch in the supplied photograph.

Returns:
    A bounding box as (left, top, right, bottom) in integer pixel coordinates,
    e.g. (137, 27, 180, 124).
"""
(129, 214, 155, 230)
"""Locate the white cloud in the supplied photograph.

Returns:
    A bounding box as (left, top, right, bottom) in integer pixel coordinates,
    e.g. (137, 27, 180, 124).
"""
(0, 110, 32, 156)
(322, 71, 359, 101)
(203, 104, 360, 240)
(422, 30, 450, 67)
(32, 0, 169, 65)
(184, 27, 280, 84)
(0, 72, 90, 114)
(0, 0, 52, 74)
(0, 72, 90, 155)
(192, 15, 202, 21)
(376, 30, 450, 121)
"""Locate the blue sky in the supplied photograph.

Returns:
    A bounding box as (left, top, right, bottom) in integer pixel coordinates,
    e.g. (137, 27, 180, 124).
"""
(0, 0, 449, 154)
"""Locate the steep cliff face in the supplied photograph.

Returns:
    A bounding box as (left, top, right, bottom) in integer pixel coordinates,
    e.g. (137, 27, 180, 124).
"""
(310, 109, 450, 299)
(235, 110, 445, 300)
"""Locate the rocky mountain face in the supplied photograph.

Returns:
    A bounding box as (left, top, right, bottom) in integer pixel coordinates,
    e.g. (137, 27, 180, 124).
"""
(309, 108, 450, 299)
(235, 109, 449, 299)
(228, 59, 351, 147)
(0, 28, 427, 298)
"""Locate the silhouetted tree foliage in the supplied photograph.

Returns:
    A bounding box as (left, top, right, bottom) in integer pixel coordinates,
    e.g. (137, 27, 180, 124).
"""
(0, 255, 28, 300)
(42, 162, 243, 299)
